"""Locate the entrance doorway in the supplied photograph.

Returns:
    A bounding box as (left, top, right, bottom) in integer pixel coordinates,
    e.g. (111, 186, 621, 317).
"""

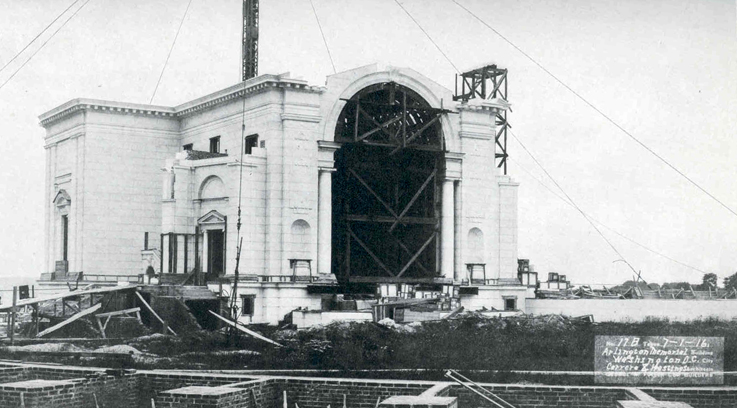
(207, 230, 224, 277)
(331, 82, 447, 285)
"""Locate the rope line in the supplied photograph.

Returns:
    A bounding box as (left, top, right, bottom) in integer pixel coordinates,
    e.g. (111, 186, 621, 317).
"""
(0, 0, 81, 76)
(452, 0, 737, 219)
(0, 0, 92, 93)
(308, 0, 337, 74)
(230, 79, 249, 321)
(393, 0, 460, 73)
(149, 0, 194, 104)
(510, 156, 709, 275)
(509, 129, 643, 280)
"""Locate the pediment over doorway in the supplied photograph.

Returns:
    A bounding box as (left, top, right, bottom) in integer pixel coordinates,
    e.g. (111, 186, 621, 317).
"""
(198, 210, 226, 226)
(53, 189, 71, 207)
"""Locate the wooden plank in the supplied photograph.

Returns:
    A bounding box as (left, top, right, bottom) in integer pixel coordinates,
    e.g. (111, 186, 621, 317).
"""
(95, 307, 141, 319)
(348, 227, 395, 277)
(37, 303, 101, 338)
(388, 234, 429, 275)
(135, 291, 177, 336)
(442, 306, 464, 320)
(357, 116, 402, 142)
(396, 232, 436, 277)
(373, 298, 436, 307)
(208, 310, 283, 347)
(345, 215, 436, 225)
(389, 169, 436, 232)
(348, 169, 398, 218)
(8, 349, 131, 359)
(0, 285, 137, 312)
(405, 115, 441, 145)
(350, 276, 452, 284)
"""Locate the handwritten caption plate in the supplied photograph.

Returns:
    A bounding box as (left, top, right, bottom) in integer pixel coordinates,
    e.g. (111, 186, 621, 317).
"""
(594, 335, 724, 385)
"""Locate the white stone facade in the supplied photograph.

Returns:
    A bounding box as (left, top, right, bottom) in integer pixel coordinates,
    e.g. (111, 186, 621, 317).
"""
(40, 64, 522, 324)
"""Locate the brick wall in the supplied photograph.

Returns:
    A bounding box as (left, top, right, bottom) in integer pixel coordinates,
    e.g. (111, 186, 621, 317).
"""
(0, 376, 138, 408)
(6, 363, 737, 408)
(27, 366, 105, 380)
(136, 372, 255, 407)
(154, 380, 279, 408)
(640, 387, 737, 408)
(448, 383, 634, 408)
(0, 366, 30, 383)
(270, 377, 437, 408)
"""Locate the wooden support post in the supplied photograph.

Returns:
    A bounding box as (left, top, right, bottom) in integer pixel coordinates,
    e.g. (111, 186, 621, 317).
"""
(135, 291, 177, 336)
(10, 287, 17, 345)
(33, 304, 40, 336)
(96, 317, 107, 339)
(250, 389, 260, 408)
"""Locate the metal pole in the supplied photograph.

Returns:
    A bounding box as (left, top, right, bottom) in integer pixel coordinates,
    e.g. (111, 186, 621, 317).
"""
(444, 371, 506, 408)
(446, 370, 515, 408)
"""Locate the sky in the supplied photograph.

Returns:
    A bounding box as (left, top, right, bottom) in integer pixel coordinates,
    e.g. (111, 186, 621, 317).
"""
(0, 0, 735, 287)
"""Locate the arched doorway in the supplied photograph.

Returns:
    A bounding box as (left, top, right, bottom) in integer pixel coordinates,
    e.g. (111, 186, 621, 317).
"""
(331, 82, 447, 285)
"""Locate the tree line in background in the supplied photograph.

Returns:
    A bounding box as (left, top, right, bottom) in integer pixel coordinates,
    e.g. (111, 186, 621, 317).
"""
(610, 272, 737, 292)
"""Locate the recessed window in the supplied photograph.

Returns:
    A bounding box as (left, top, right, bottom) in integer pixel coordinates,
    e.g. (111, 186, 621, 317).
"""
(504, 297, 517, 311)
(183, 143, 193, 151)
(241, 295, 255, 315)
(245, 134, 258, 155)
(209, 136, 221, 153)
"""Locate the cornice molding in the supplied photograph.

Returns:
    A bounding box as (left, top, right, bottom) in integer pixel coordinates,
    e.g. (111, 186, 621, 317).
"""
(459, 130, 493, 140)
(39, 74, 327, 128)
(40, 102, 176, 127)
(281, 113, 322, 123)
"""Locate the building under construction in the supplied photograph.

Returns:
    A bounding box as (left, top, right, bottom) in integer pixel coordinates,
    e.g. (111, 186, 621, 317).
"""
(38, 62, 526, 324)
(34, 0, 531, 325)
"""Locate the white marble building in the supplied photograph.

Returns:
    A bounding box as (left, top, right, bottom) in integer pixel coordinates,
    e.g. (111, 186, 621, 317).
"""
(39, 64, 525, 324)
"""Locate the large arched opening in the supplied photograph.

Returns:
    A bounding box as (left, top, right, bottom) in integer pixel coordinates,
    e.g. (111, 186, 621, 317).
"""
(331, 82, 446, 286)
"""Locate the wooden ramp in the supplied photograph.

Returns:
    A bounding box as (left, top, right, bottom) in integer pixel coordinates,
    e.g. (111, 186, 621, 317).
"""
(0, 285, 139, 312)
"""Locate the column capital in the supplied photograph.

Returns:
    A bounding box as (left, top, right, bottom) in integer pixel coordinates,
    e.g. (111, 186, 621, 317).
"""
(318, 140, 341, 170)
(317, 140, 341, 152)
(443, 152, 464, 181)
